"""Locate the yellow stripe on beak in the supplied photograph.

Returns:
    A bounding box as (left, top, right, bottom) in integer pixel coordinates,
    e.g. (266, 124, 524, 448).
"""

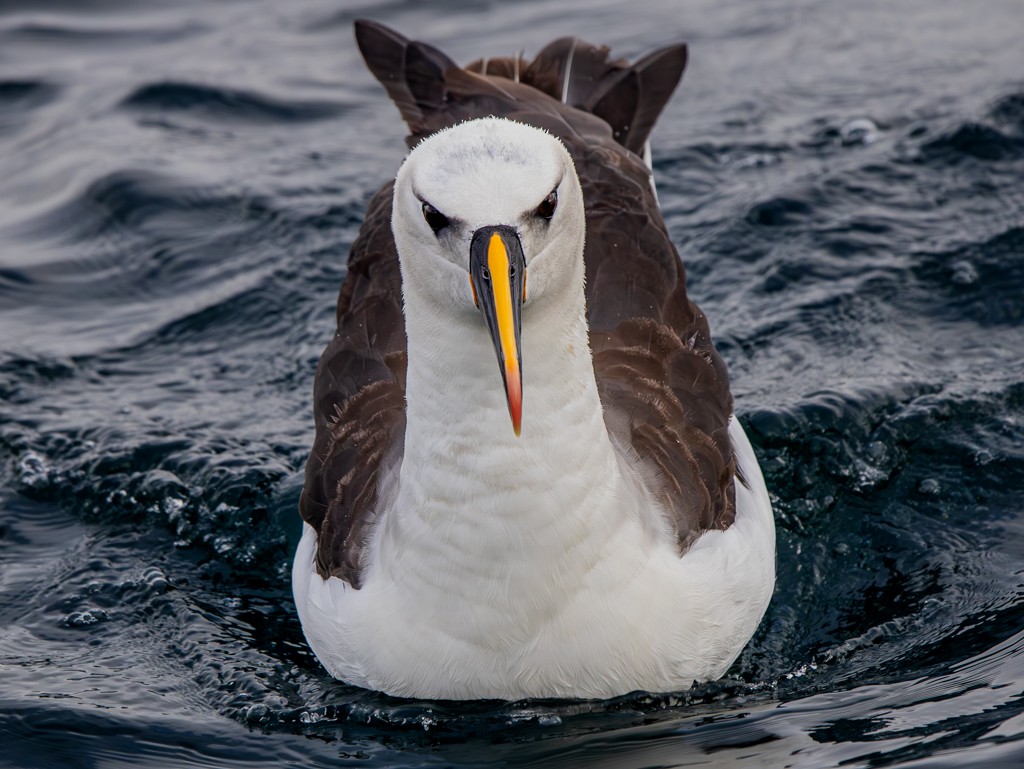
(487, 232, 522, 435)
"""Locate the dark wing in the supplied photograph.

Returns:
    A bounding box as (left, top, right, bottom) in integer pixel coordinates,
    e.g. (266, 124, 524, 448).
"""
(353, 20, 686, 154)
(302, 22, 733, 586)
(299, 184, 406, 587)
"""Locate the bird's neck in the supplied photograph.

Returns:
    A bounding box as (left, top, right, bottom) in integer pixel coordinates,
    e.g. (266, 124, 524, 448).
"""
(386, 278, 630, 560)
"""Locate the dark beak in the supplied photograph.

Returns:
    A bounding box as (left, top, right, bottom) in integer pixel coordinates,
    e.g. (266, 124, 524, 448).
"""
(469, 225, 526, 436)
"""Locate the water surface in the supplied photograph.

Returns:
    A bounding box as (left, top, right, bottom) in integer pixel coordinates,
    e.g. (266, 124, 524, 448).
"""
(2, 0, 1024, 766)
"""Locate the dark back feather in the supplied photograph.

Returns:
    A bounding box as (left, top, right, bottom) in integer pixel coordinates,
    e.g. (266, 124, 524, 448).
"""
(301, 21, 734, 586)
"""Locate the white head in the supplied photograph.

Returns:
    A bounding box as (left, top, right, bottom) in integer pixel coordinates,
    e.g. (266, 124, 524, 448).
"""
(392, 117, 586, 435)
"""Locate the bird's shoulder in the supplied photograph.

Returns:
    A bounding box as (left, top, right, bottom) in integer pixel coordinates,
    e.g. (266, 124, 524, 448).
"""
(572, 142, 737, 547)
(299, 183, 406, 586)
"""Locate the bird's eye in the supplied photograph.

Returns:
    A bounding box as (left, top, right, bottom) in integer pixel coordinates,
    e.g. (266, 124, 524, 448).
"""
(422, 202, 450, 234)
(535, 189, 557, 220)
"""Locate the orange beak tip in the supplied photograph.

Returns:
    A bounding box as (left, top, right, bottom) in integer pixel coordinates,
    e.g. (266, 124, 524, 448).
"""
(506, 368, 522, 438)
(510, 397, 522, 436)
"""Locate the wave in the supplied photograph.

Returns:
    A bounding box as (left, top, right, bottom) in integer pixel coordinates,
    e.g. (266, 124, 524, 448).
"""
(911, 226, 1024, 327)
(0, 79, 60, 134)
(120, 82, 346, 124)
(0, 79, 59, 107)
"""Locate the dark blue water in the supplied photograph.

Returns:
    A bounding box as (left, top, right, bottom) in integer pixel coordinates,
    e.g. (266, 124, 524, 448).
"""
(2, 1, 1023, 766)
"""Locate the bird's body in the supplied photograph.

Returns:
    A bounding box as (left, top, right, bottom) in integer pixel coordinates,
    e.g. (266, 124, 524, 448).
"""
(293, 417, 772, 699)
(293, 22, 775, 700)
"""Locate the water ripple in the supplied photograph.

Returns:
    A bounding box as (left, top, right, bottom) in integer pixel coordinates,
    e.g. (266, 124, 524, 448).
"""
(121, 82, 347, 124)
(0, 80, 60, 135)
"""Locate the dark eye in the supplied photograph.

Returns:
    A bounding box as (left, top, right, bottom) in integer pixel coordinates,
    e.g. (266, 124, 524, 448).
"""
(535, 189, 557, 220)
(422, 202, 450, 234)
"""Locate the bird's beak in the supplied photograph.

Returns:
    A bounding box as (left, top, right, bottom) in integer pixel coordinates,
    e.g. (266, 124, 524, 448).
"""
(469, 225, 526, 437)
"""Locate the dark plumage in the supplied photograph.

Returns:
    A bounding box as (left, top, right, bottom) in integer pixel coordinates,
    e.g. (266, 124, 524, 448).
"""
(300, 21, 735, 587)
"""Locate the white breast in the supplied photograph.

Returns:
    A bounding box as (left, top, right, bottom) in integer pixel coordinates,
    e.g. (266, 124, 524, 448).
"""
(292, 417, 775, 700)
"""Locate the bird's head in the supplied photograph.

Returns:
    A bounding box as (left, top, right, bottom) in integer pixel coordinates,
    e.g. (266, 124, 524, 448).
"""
(392, 117, 586, 436)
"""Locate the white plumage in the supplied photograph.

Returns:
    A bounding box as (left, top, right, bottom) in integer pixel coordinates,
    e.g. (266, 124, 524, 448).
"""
(293, 119, 775, 700)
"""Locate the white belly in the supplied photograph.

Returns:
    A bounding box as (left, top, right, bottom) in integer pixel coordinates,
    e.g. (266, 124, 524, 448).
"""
(292, 418, 775, 700)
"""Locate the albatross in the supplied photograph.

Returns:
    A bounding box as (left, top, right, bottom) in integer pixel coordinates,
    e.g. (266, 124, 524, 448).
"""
(292, 20, 776, 700)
